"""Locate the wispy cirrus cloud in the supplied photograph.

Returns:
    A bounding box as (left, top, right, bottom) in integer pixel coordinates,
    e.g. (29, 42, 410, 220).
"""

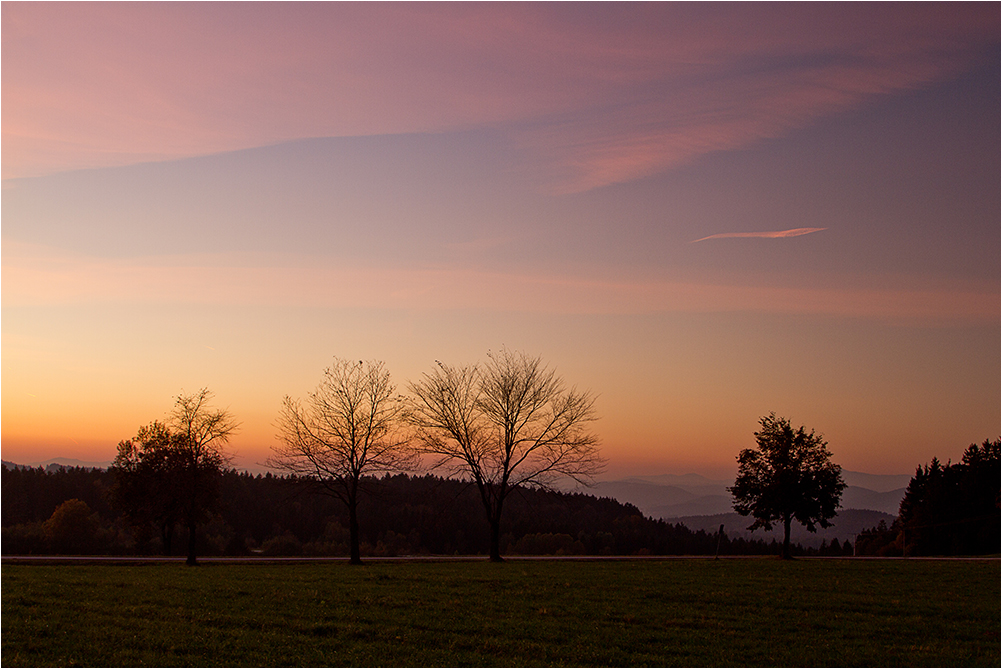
(2, 3, 996, 187)
(690, 228, 827, 243)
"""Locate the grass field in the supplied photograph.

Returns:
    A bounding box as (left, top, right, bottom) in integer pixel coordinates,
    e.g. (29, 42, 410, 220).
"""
(2, 558, 999, 667)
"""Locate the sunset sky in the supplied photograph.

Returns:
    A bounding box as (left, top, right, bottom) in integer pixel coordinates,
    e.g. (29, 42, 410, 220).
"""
(3, 3, 999, 479)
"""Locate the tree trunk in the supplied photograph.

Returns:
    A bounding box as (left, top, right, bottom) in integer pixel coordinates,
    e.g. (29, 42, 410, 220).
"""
(186, 519, 198, 566)
(477, 481, 505, 562)
(782, 516, 792, 560)
(348, 496, 362, 565)
(161, 520, 173, 556)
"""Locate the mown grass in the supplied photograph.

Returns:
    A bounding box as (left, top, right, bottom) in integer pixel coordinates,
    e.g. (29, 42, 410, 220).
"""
(2, 558, 998, 667)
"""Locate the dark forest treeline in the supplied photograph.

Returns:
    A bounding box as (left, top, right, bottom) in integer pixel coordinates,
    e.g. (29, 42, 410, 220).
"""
(855, 439, 1000, 557)
(3, 466, 824, 557)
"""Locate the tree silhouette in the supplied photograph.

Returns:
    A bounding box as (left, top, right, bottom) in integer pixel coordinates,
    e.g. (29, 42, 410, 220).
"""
(43, 498, 98, 554)
(169, 389, 238, 565)
(729, 413, 845, 559)
(408, 349, 604, 562)
(112, 421, 185, 555)
(112, 389, 237, 565)
(268, 358, 416, 564)
(896, 438, 1000, 555)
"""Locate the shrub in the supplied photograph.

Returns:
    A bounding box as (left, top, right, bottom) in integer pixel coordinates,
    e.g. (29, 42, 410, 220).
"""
(44, 499, 99, 554)
(260, 532, 303, 556)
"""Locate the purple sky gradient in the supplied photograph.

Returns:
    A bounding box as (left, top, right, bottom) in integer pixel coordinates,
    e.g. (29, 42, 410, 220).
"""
(2, 3, 999, 478)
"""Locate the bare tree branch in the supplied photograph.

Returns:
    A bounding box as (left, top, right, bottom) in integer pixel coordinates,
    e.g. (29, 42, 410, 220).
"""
(408, 349, 605, 561)
(268, 358, 417, 564)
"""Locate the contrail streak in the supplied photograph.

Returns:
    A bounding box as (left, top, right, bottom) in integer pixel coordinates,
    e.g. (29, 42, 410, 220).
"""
(690, 227, 827, 243)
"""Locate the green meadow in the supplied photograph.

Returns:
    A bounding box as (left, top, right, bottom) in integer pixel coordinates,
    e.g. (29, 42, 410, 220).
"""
(2, 558, 998, 667)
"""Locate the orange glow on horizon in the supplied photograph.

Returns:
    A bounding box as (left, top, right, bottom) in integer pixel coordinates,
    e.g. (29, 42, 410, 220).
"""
(2, 4, 998, 480)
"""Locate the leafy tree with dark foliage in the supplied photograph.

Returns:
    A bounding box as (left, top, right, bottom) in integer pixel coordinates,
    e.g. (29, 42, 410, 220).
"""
(112, 421, 186, 555)
(112, 389, 238, 565)
(729, 413, 845, 559)
(43, 499, 99, 554)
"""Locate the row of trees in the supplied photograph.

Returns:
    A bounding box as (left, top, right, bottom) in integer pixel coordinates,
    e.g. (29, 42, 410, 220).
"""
(3, 468, 805, 558)
(730, 416, 998, 559)
(29, 349, 986, 562)
(113, 351, 604, 564)
(92, 353, 855, 563)
(855, 439, 1000, 556)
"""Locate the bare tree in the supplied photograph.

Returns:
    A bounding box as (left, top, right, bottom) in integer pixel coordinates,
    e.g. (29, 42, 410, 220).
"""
(408, 349, 604, 562)
(170, 389, 239, 565)
(269, 358, 416, 564)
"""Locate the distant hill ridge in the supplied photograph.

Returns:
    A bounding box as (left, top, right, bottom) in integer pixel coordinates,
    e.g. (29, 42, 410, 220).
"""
(587, 471, 905, 548)
(592, 470, 910, 518)
(666, 508, 896, 549)
(3, 457, 113, 471)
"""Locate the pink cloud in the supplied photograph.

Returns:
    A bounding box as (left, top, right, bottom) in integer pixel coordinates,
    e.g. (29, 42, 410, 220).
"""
(690, 228, 828, 243)
(2, 3, 996, 185)
(4, 244, 996, 324)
